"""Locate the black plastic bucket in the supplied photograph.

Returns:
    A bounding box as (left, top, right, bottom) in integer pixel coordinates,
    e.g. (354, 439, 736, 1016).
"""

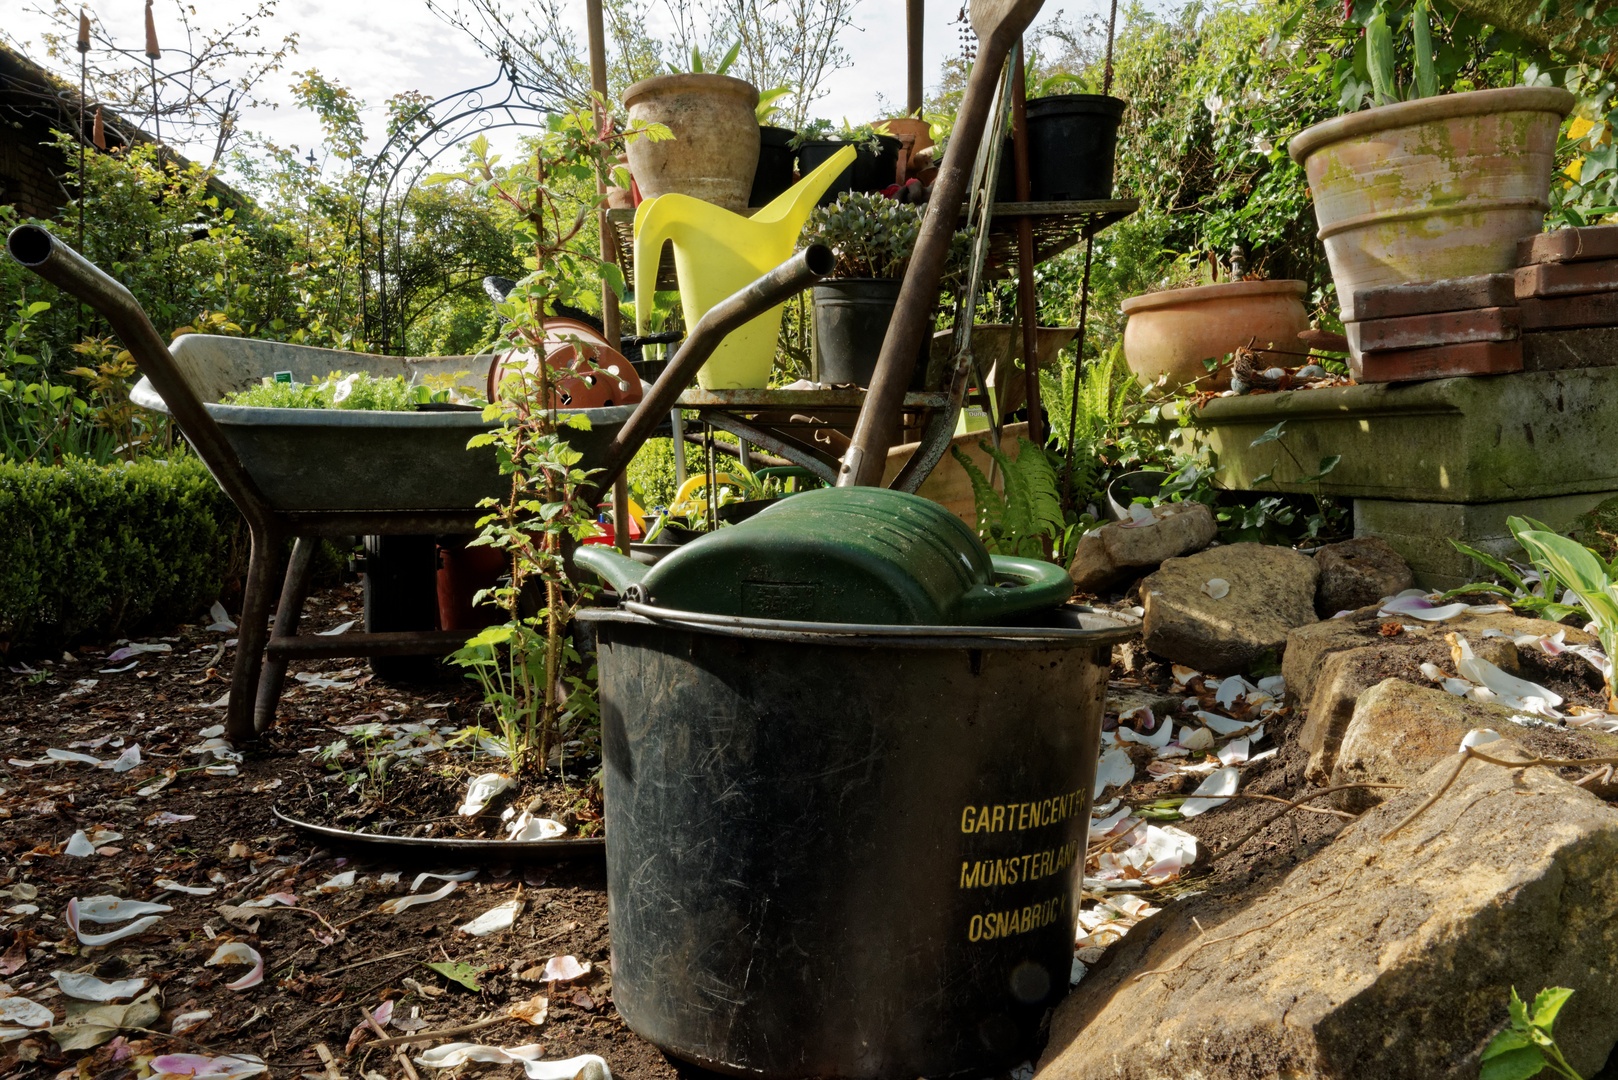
(1025, 95, 1126, 202)
(797, 135, 903, 205)
(583, 604, 1137, 1079)
(749, 126, 797, 208)
(812, 278, 902, 386)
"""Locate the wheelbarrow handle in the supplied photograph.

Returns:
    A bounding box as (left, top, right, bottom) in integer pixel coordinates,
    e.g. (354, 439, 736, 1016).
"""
(5, 225, 273, 530)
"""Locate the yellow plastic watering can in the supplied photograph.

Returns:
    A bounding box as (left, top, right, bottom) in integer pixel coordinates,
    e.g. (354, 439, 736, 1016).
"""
(633, 145, 856, 390)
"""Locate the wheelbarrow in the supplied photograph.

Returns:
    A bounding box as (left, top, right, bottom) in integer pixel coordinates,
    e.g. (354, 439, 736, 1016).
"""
(4, 222, 834, 742)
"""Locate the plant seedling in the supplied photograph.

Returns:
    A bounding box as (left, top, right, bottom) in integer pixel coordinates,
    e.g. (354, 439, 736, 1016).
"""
(1481, 986, 1583, 1080)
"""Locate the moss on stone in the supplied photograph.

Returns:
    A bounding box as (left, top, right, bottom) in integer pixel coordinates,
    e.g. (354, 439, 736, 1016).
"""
(1571, 495, 1618, 563)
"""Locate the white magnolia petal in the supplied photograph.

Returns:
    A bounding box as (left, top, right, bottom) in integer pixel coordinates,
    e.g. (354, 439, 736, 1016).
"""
(205, 941, 264, 990)
(409, 869, 478, 893)
(458, 899, 523, 936)
(64, 830, 96, 857)
(1092, 748, 1135, 798)
(380, 881, 457, 914)
(1461, 728, 1505, 751)
(459, 773, 514, 816)
(1180, 766, 1240, 817)
(0, 996, 52, 1028)
(155, 879, 217, 896)
(73, 896, 174, 923)
(52, 970, 148, 1001)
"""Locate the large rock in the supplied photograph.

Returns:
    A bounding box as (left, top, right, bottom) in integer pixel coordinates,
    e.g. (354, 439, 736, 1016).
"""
(1329, 679, 1519, 810)
(1139, 544, 1319, 675)
(1314, 536, 1415, 616)
(1038, 743, 1618, 1080)
(1289, 611, 1596, 784)
(1068, 502, 1217, 593)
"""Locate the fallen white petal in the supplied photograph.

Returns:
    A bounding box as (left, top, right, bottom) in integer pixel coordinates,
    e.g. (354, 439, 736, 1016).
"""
(1179, 726, 1215, 751)
(205, 941, 264, 990)
(1195, 711, 1261, 736)
(1092, 748, 1135, 798)
(1380, 597, 1468, 621)
(380, 881, 457, 914)
(166, 1011, 215, 1037)
(315, 871, 357, 893)
(541, 955, 590, 982)
(1214, 675, 1254, 708)
(1202, 578, 1230, 599)
(64, 830, 96, 857)
(66, 897, 165, 945)
(507, 813, 567, 842)
(106, 744, 142, 772)
(409, 870, 478, 893)
(151, 1052, 266, 1080)
(0, 996, 52, 1028)
(316, 620, 357, 637)
(155, 879, 217, 896)
(458, 899, 523, 936)
(1217, 737, 1251, 766)
(53, 969, 148, 1001)
(1170, 664, 1200, 686)
(47, 749, 102, 765)
(207, 602, 237, 632)
(1180, 766, 1240, 817)
(459, 773, 515, 816)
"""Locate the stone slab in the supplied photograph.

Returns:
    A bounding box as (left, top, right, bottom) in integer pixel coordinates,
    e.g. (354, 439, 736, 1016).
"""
(1357, 306, 1521, 353)
(1358, 339, 1523, 383)
(1516, 257, 1618, 299)
(1522, 326, 1618, 371)
(1180, 367, 1618, 504)
(1037, 746, 1618, 1080)
(1520, 291, 1618, 330)
(1139, 544, 1319, 675)
(1353, 274, 1516, 319)
(1519, 223, 1618, 265)
(1354, 493, 1618, 590)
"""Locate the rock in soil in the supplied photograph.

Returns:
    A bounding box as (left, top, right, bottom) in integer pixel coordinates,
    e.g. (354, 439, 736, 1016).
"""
(1068, 502, 1217, 594)
(1038, 741, 1618, 1080)
(1139, 543, 1319, 675)
(1289, 609, 1601, 785)
(1313, 536, 1414, 617)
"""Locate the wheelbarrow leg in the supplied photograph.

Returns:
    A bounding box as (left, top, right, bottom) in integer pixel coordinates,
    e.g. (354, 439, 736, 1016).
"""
(225, 522, 281, 744)
(253, 535, 319, 734)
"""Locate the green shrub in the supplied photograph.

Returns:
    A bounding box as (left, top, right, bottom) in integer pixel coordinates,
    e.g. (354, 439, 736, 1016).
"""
(0, 455, 241, 652)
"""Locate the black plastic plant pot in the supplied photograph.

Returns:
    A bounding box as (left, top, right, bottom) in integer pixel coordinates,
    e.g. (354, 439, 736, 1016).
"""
(749, 126, 798, 207)
(812, 278, 903, 387)
(583, 605, 1137, 1080)
(797, 134, 903, 205)
(1024, 94, 1126, 202)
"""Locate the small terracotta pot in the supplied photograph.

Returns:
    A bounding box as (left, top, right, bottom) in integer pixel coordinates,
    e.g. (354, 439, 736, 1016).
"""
(1120, 280, 1310, 391)
(1288, 86, 1573, 369)
(623, 73, 761, 211)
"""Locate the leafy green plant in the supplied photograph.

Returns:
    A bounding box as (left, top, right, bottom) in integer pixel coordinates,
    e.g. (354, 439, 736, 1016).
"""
(1511, 524, 1618, 711)
(1361, 0, 1439, 107)
(1242, 419, 1345, 540)
(1439, 516, 1585, 621)
(668, 41, 743, 76)
(788, 119, 892, 154)
(1481, 986, 1583, 1080)
(756, 87, 794, 123)
(952, 437, 1067, 559)
(800, 192, 922, 279)
(221, 370, 471, 411)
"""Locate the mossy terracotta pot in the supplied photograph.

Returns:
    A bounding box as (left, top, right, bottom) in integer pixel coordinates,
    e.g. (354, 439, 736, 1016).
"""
(1120, 279, 1310, 391)
(1288, 87, 1574, 366)
(624, 74, 761, 211)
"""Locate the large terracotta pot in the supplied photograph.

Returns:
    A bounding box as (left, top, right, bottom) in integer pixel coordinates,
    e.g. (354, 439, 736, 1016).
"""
(1288, 87, 1573, 368)
(1121, 280, 1309, 391)
(623, 74, 761, 211)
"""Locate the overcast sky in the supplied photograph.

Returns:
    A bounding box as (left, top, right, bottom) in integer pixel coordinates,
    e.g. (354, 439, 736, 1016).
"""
(7, 0, 1143, 179)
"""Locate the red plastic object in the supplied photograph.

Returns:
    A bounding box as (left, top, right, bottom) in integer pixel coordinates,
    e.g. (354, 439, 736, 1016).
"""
(436, 540, 508, 633)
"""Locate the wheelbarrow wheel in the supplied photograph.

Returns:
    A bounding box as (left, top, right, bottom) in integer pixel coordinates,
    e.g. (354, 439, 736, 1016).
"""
(362, 534, 443, 682)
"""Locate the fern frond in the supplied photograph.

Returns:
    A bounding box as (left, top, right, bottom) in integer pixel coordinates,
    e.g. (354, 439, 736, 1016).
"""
(952, 444, 1006, 550)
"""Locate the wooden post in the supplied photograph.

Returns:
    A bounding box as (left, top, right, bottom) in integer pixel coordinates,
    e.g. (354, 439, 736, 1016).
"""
(586, 0, 632, 555)
(1011, 43, 1042, 445)
(907, 0, 925, 117)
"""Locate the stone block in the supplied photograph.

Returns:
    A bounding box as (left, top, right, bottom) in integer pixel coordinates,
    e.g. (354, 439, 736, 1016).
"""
(1520, 291, 1618, 331)
(1516, 257, 1618, 299)
(1354, 274, 1515, 319)
(1522, 326, 1618, 372)
(1354, 493, 1618, 590)
(1037, 745, 1618, 1080)
(1314, 536, 1414, 616)
(1282, 608, 1383, 707)
(1179, 368, 1618, 504)
(1140, 543, 1319, 675)
(1067, 502, 1217, 593)
(1357, 306, 1521, 353)
(1519, 223, 1618, 265)
(1357, 339, 1523, 383)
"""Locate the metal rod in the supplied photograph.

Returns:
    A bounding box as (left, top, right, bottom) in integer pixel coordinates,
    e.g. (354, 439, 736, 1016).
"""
(265, 629, 472, 659)
(837, 4, 1043, 488)
(1062, 236, 1097, 502)
(617, 600, 1138, 643)
(5, 225, 274, 532)
(1011, 42, 1043, 446)
(670, 408, 688, 486)
(907, 0, 925, 117)
(580, 244, 834, 504)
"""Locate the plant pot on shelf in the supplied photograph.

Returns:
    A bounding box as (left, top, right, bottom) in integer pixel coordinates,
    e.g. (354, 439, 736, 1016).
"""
(1025, 94, 1126, 201)
(1120, 279, 1310, 391)
(812, 278, 904, 387)
(881, 117, 933, 181)
(797, 135, 903, 205)
(749, 125, 798, 207)
(1287, 86, 1573, 370)
(623, 73, 761, 212)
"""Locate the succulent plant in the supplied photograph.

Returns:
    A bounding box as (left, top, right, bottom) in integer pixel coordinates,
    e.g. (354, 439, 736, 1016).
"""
(800, 191, 922, 279)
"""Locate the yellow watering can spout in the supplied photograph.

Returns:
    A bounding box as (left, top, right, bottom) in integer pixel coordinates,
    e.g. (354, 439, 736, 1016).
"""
(634, 144, 856, 389)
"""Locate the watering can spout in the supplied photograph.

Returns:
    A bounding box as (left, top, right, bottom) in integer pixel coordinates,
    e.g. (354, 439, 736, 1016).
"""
(574, 544, 650, 596)
(632, 145, 855, 388)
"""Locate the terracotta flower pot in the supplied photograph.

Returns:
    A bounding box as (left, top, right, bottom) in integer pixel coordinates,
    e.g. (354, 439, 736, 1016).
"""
(1120, 280, 1309, 391)
(623, 74, 761, 212)
(1288, 87, 1573, 369)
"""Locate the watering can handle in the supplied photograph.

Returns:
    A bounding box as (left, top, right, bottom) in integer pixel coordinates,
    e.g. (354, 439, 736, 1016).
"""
(957, 555, 1075, 624)
(573, 545, 650, 597)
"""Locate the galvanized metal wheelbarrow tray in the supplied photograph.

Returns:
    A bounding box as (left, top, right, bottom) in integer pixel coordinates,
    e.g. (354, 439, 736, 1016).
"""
(5, 223, 833, 742)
